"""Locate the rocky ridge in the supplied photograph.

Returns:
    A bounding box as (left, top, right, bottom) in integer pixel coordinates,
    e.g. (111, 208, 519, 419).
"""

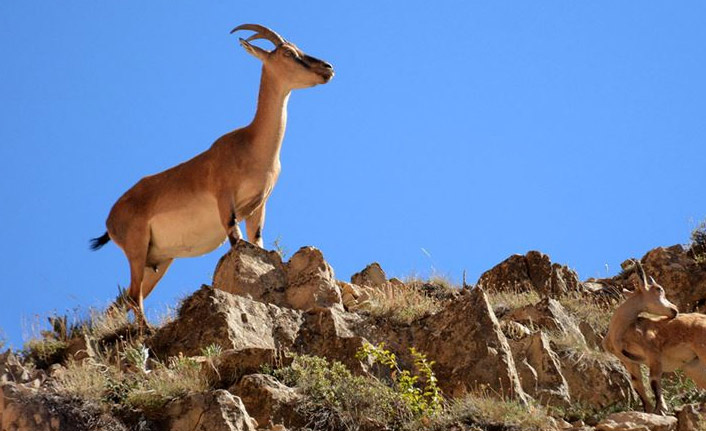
(1, 240, 705, 431)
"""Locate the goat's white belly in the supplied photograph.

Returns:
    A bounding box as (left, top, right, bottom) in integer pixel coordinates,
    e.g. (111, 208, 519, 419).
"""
(148, 195, 226, 260)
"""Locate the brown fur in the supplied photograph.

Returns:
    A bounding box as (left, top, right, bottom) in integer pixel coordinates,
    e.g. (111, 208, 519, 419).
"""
(94, 24, 333, 324)
(604, 264, 705, 414)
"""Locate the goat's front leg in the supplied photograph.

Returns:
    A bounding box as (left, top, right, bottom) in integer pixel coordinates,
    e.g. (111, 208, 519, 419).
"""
(245, 204, 266, 248)
(217, 196, 243, 246)
(648, 361, 666, 415)
(623, 360, 652, 413)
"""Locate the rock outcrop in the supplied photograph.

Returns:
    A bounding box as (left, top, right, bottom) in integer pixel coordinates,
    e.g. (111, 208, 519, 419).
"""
(213, 241, 343, 312)
(4, 243, 704, 430)
(231, 374, 303, 429)
(596, 411, 677, 431)
(158, 390, 257, 431)
(148, 285, 303, 360)
(478, 250, 583, 296)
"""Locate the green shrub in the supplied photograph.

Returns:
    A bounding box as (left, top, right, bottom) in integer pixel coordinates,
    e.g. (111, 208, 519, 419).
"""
(23, 338, 68, 368)
(356, 342, 442, 418)
(273, 354, 411, 430)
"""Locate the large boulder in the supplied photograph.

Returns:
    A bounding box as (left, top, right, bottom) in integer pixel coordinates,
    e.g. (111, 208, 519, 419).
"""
(478, 251, 582, 297)
(559, 352, 634, 410)
(596, 411, 677, 431)
(503, 298, 586, 345)
(158, 390, 257, 431)
(212, 240, 288, 305)
(510, 332, 571, 407)
(350, 263, 388, 288)
(411, 287, 528, 402)
(285, 246, 343, 311)
(231, 374, 304, 429)
(294, 307, 368, 373)
(148, 285, 303, 359)
(213, 242, 343, 312)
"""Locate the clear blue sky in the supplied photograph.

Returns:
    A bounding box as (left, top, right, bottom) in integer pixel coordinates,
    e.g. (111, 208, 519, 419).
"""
(1, 2, 705, 348)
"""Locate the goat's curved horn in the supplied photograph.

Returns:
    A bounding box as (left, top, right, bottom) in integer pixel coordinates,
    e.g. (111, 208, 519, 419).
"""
(231, 24, 285, 46)
(634, 259, 648, 288)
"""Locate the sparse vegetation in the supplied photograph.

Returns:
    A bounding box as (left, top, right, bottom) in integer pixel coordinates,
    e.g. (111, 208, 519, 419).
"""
(660, 370, 706, 412)
(55, 359, 116, 400)
(357, 342, 443, 418)
(272, 234, 289, 260)
(366, 281, 442, 325)
(689, 220, 706, 263)
(428, 390, 556, 431)
(125, 354, 207, 417)
(486, 288, 542, 312)
(271, 354, 412, 430)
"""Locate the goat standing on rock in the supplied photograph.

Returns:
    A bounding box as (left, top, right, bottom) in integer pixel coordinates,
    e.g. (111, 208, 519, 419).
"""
(603, 261, 706, 414)
(90, 24, 334, 325)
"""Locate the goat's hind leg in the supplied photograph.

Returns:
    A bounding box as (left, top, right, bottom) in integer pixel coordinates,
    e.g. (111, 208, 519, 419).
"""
(118, 226, 151, 329)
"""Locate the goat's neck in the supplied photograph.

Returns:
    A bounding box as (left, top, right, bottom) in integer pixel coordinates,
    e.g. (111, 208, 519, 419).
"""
(249, 67, 291, 164)
(608, 296, 644, 345)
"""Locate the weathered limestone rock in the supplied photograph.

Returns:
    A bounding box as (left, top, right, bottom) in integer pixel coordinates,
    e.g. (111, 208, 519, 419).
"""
(159, 390, 257, 431)
(285, 246, 343, 311)
(294, 307, 368, 373)
(504, 298, 586, 345)
(413, 287, 528, 402)
(231, 374, 303, 429)
(351, 262, 388, 288)
(148, 285, 303, 359)
(596, 411, 677, 431)
(676, 403, 706, 431)
(510, 332, 571, 407)
(559, 353, 634, 410)
(212, 240, 288, 304)
(500, 320, 532, 341)
(478, 251, 583, 297)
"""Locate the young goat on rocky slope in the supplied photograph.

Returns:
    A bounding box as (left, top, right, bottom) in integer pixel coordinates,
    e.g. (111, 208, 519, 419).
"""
(90, 24, 334, 324)
(603, 261, 706, 414)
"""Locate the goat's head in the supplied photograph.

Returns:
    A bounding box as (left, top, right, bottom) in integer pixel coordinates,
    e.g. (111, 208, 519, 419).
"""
(232, 24, 334, 90)
(626, 260, 679, 318)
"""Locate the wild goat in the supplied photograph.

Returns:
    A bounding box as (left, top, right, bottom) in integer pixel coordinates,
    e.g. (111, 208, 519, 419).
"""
(90, 24, 334, 324)
(603, 261, 706, 414)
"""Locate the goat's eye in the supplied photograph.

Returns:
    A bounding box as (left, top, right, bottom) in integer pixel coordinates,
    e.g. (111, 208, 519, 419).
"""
(283, 50, 293, 57)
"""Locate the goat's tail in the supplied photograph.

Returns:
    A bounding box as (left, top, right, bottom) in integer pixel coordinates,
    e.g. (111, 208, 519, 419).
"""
(89, 232, 111, 251)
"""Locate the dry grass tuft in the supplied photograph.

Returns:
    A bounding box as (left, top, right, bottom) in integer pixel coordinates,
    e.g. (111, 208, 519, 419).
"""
(427, 390, 557, 431)
(54, 359, 116, 400)
(125, 354, 208, 417)
(366, 282, 441, 325)
(485, 288, 542, 313)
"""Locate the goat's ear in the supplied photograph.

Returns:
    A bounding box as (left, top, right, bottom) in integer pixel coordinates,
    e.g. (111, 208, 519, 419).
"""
(239, 38, 269, 61)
